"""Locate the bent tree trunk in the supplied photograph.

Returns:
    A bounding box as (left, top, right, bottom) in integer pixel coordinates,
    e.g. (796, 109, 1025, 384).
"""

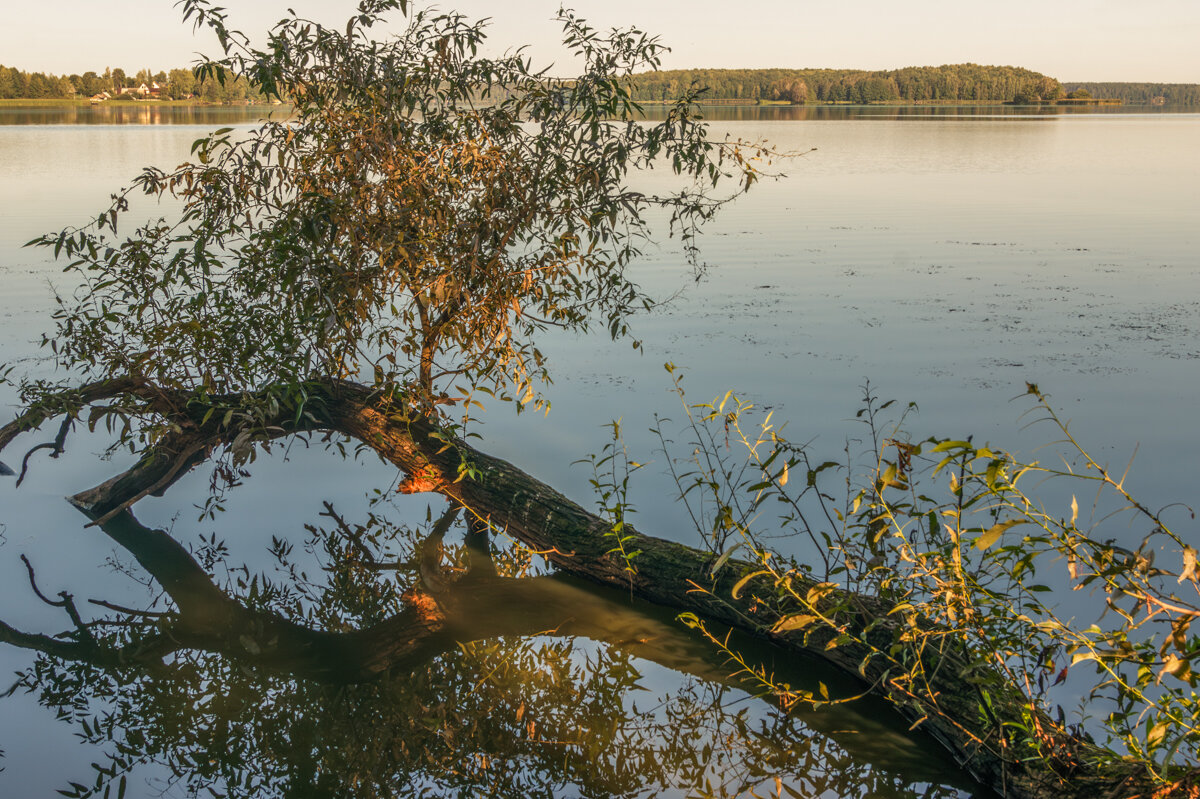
(0, 378, 1165, 799)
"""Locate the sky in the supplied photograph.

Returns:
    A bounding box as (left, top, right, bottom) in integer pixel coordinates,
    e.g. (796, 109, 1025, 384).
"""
(3, 0, 1199, 83)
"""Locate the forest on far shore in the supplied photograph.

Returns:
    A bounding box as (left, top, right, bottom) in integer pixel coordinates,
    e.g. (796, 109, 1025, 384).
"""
(1, 61, 1197, 107)
(0, 64, 263, 103)
(624, 65, 1200, 106)
(1060, 81, 1200, 106)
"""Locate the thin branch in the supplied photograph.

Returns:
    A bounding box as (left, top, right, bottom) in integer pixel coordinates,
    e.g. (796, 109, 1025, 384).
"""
(318, 501, 377, 564)
(0, 377, 152, 454)
(87, 599, 170, 619)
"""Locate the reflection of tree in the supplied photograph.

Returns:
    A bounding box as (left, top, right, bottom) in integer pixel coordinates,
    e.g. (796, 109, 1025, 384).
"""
(2, 505, 974, 799)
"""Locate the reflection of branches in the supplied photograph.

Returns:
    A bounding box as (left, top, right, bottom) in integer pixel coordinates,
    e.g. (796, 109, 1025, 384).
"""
(1, 509, 450, 682)
(14, 415, 72, 487)
(2, 504, 973, 799)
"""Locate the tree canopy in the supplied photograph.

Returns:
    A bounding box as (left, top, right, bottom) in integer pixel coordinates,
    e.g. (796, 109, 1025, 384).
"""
(32, 0, 770, 420)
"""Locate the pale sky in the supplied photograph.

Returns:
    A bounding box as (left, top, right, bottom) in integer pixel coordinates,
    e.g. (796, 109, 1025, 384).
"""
(3, 0, 1198, 83)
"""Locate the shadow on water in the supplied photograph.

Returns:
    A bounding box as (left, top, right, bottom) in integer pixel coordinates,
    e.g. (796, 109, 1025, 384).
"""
(0, 498, 986, 798)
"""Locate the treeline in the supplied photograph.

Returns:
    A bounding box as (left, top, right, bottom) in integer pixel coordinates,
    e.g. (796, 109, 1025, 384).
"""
(1062, 82, 1200, 107)
(626, 64, 1067, 104)
(0, 65, 75, 98)
(6, 61, 1197, 108)
(0, 65, 265, 103)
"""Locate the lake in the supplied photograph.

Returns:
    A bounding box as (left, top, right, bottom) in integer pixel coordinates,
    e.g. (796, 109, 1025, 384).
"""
(1, 105, 1197, 797)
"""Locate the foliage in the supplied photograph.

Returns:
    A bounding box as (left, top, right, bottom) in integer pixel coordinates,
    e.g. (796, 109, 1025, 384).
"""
(0, 64, 76, 99)
(578, 418, 645, 575)
(28, 0, 774, 424)
(644, 373, 1199, 789)
(651, 363, 839, 563)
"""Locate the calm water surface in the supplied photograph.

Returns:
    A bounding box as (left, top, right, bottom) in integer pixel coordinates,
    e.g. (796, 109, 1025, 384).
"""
(1, 105, 1198, 797)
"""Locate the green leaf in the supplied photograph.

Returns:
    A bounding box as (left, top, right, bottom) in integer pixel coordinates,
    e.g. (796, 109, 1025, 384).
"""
(709, 542, 743, 577)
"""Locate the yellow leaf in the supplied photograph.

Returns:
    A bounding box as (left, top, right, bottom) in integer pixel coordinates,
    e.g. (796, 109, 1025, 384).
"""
(778, 461, 788, 487)
(975, 519, 1026, 550)
(1160, 655, 1190, 682)
(1179, 547, 1198, 584)
(731, 570, 769, 600)
(976, 526, 1003, 551)
(1070, 495, 1079, 526)
(1147, 721, 1169, 749)
(805, 582, 838, 606)
(772, 614, 819, 633)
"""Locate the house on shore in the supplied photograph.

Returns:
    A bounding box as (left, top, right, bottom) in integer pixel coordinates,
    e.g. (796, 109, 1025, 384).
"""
(117, 83, 156, 99)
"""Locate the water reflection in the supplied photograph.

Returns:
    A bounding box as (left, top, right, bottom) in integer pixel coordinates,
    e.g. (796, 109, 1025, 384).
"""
(1, 102, 1188, 127)
(1, 501, 979, 798)
(645, 103, 1190, 122)
(0, 104, 288, 127)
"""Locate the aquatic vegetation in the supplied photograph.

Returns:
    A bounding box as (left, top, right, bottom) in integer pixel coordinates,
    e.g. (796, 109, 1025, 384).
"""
(644, 372, 1199, 795)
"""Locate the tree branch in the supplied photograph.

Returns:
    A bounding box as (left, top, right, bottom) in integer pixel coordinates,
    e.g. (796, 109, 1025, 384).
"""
(0, 377, 156, 453)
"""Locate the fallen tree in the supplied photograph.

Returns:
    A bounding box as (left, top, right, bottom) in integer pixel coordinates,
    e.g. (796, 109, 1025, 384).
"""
(1, 2, 1195, 795)
(1, 376, 1188, 798)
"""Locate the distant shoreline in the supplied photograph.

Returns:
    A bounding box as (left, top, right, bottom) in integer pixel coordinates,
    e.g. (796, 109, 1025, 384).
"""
(0, 98, 1142, 110)
(634, 98, 1124, 107)
(0, 98, 284, 108)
